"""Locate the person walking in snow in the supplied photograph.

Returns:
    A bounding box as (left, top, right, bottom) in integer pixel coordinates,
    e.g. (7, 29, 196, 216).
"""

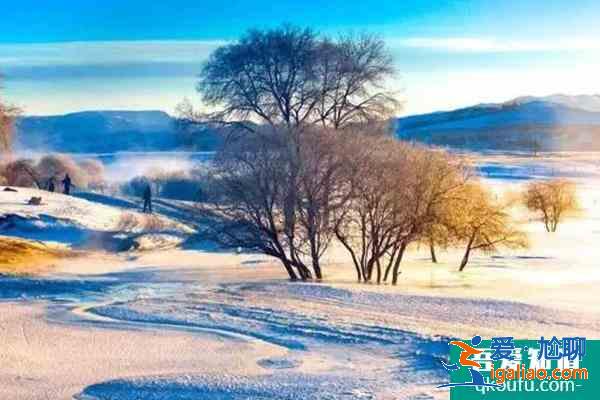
(47, 177, 55, 192)
(142, 184, 153, 214)
(62, 173, 72, 195)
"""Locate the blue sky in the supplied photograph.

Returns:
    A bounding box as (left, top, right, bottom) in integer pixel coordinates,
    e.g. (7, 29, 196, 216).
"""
(1, 0, 599, 115)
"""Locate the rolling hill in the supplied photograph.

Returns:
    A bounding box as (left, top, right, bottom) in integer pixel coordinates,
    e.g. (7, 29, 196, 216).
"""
(396, 95, 600, 151)
(14, 95, 600, 154)
(15, 110, 220, 153)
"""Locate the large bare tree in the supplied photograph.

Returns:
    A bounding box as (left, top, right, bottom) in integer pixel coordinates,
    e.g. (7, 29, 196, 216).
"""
(196, 26, 399, 132)
(333, 135, 410, 283)
(197, 127, 309, 280)
(193, 26, 400, 280)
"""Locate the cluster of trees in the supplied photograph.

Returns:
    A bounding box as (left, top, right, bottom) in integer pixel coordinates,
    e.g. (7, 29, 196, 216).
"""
(0, 154, 105, 190)
(190, 26, 529, 283)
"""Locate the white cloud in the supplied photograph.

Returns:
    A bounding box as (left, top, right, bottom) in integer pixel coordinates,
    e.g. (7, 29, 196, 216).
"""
(395, 37, 600, 53)
(0, 40, 226, 67)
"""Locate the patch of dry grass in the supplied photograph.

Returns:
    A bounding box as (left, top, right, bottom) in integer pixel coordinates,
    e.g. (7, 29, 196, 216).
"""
(0, 237, 71, 275)
(116, 212, 176, 232)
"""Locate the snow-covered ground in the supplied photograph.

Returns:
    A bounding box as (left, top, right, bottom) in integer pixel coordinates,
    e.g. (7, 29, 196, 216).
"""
(0, 187, 195, 252)
(1, 152, 600, 399)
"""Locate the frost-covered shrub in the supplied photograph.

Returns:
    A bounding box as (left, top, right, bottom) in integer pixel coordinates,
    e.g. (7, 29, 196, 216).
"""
(158, 176, 202, 201)
(0, 159, 41, 187)
(121, 176, 151, 198)
(121, 170, 203, 201)
(37, 154, 88, 187)
(0, 154, 106, 190)
(78, 158, 106, 190)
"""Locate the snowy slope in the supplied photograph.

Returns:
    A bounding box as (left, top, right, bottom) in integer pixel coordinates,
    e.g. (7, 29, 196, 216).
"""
(0, 187, 194, 250)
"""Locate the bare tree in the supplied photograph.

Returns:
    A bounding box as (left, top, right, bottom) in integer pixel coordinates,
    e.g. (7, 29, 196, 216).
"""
(523, 179, 578, 232)
(382, 148, 470, 284)
(312, 34, 400, 129)
(446, 182, 528, 271)
(333, 135, 410, 283)
(333, 139, 470, 284)
(196, 26, 399, 132)
(196, 128, 313, 280)
(37, 154, 97, 188)
(192, 26, 400, 280)
(0, 77, 21, 156)
(293, 128, 357, 279)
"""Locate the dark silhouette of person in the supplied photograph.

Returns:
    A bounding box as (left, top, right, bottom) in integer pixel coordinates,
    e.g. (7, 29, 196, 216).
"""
(47, 177, 55, 193)
(62, 173, 72, 195)
(143, 184, 152, 214)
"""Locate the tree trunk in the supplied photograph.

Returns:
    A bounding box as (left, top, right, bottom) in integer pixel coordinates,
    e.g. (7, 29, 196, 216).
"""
(376, 259, 382, 285)
(365, 264, 371, 282)
(310, 236, 323, 280)
(429, 241, 438, 263)
(383, 247, 398, 282)
(297, 263, 312, 280)
(281, 259, 298, 281)
(543, 217, 551, 233)
(459, 233, 477, 272)
(458, 237, 475, 272)
(458, 250, 470, 272)
(392, 242, 408, 285)
(336, 232, 362, 282)
(354, 263, 363, 282)
(312, 261, 323, 280)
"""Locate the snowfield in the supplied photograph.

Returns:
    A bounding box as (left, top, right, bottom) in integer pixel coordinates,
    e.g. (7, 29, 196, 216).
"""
(1, 153, 600, 399)
(0, 187, 194, 251)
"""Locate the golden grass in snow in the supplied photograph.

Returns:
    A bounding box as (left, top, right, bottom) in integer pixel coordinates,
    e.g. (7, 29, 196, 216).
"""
(0, 236, 71, 275)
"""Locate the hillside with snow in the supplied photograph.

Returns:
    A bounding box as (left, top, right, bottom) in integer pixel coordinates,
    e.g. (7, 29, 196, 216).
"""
(396, 94, 600, 151)
(15, 95, 600, 154)
(15, 111, 221, 153)
(0, 187, 195, 251)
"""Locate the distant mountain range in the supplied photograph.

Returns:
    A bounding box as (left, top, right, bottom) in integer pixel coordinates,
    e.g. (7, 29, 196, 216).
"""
(396, 94, 600, 151)
(16, 110, 220, 153)
(15, 94, 600, 153)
